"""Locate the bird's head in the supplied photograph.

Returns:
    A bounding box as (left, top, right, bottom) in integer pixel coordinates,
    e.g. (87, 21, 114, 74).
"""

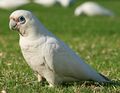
(9, 10, 35, 37)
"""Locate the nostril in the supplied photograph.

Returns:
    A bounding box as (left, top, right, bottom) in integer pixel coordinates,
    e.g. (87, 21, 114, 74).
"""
(12, 18, 18, 22)
(13, 18, 15, 21)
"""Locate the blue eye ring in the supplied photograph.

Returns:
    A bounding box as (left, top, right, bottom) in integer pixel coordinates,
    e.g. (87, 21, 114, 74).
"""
(18, 16, 25, 22)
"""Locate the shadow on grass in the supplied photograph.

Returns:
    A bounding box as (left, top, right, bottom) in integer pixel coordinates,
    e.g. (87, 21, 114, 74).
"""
(59, 80, 120, 88)
(20, 79, 120, 88)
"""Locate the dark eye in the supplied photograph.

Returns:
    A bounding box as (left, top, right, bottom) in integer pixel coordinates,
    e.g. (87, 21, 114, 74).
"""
(19, 16, 25, 22)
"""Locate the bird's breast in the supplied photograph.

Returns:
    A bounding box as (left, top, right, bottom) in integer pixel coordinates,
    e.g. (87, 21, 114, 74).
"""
(19, 38, 46, 71)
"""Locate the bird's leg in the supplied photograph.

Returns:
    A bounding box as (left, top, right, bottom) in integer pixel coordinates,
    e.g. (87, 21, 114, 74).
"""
(48, 83, 55, 87)
(37, 74, 43, 82)
(35, 72, 45, 82)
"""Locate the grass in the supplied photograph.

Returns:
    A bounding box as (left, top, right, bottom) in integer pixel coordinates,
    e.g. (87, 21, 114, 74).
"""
(0, 0, 120, 93)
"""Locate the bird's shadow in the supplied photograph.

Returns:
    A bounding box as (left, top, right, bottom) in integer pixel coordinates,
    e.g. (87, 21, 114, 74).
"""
(37, 79, 120, 88)
(43, 80, 120, 88)
(59, 80, 120, 88)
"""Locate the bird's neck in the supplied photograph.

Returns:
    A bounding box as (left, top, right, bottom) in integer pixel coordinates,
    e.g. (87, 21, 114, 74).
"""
(19, 21, 51, 41)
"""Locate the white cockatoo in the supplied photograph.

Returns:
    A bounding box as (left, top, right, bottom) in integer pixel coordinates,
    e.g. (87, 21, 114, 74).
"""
(33, 0, 56, 7)
(56, 0, 74, 7)
(74, 1, 114, 16)
(9, 10, 110, 87)
(0, 0, 30, 10)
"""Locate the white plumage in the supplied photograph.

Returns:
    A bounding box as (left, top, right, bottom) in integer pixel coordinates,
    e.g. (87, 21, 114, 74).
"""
(9, 10, 110, 87)
(33, 0, 74, 7)
(33, 0, 56, 7)
(74, 1, 114, 16)
(56, 0, 74, 7)
(0, 0, 30, 9)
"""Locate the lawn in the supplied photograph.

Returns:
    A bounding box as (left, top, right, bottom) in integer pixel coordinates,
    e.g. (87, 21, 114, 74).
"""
(0, 0, 120, 93)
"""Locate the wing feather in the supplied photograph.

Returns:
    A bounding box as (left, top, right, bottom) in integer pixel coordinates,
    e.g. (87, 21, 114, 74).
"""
(43, 38, 105, 81)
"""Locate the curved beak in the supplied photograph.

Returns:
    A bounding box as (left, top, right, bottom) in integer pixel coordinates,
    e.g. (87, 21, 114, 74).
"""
(9, 19, 18, 31)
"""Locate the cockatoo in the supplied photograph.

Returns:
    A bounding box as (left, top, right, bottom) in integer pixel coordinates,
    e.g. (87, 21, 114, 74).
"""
(56, 0, 74, 7)
(33, 0, 56, 7)
(9, 10, 110, 87)
(0, 0, 30, 10)
(74, 1, 114, 16)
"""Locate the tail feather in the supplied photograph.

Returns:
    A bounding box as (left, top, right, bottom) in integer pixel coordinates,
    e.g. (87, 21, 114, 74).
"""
(99, 73, 110, 81)
(99, 73, 120, 86)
